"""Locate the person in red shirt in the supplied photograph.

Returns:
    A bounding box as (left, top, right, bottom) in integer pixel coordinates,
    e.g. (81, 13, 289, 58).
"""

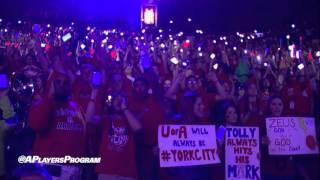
(28, 74, 89, 179)
(128, 77, 165, 180)
(95, 93, 142, 180)
(239, 80, 263, 126)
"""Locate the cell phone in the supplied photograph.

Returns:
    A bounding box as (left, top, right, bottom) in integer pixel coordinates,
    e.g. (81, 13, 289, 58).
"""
(62, 33, 72, 42)
(298, 63, 304, 70)
(213, 63, 219, 70)
(92, 71, 102, 87)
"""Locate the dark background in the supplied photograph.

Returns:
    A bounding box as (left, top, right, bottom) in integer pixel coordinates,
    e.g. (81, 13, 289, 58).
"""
(0, 0, 319, 32)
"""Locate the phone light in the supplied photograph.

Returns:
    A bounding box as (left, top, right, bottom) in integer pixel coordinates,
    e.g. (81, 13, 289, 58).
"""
(244, 50, 248, 54)
(198, 52, 203, 57)
(316, 51, 320, 57)
(291, 24, 295, 29)
(213, 63, 219, 70)
(210, 53, 216, 60)
(18, 20, 21, 24)
(188, 18, 192, 22)
(160, 43, 165, 48)
(233, 46, 237, 51)
(170, 57, 179, 65)
(182, 61, 187, 66)
(298, 63, 304, 70)
(263, 62, 268, 67)
(102, 39, 107, 44)
(80, 44, 86, 49)
(286, 35, 290, 40)
(169, 20, 173, 24)
(108, 45, 113, 49)
(257, 55, 261, 61)
(213, 40, 217, 44)
(296, 51, 300, 59)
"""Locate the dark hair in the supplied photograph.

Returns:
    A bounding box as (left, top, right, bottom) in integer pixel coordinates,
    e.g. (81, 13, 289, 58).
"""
(210, 100, 240, 126)
(179, 91, 199, 124)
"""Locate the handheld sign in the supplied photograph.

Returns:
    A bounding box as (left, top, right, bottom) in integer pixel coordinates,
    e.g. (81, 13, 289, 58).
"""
(158, 125, 220, 167)
(225, 126, 260, 180)
(266, 117, 319, 155)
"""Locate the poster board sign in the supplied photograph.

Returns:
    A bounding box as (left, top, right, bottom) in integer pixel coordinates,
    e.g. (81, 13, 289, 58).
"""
(158, 125, 220, 167)
(266, 117, 319, 155)
(225, 126, 260, 180)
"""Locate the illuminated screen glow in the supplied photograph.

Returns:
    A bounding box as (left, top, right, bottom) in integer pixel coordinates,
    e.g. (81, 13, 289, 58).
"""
(144, 8, 155, 25)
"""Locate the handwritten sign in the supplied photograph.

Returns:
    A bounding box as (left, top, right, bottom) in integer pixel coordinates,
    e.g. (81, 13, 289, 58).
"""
(266, 117, 319, 155)
(225, 127, 260, 180)
(158, 125, 220, 167)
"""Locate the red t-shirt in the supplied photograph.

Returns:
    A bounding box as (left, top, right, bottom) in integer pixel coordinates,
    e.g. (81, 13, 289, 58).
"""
(282, 82, 312, 116)
(28, 98, 87, 157)
(96, 115, 137, 178)
(128, 96, 165, 146)
(238, 97, 263, 127)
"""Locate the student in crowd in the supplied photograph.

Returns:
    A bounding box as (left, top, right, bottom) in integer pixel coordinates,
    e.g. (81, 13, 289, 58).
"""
(95, 92, 142, 180)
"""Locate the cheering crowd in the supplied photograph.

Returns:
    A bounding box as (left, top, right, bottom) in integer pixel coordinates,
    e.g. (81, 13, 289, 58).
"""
(0, 19, 320, 180)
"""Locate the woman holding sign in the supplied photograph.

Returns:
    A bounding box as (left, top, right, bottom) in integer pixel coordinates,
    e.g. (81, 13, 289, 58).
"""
(160, 92, 210, 180)
(210, 100, 241, 180)
(261, 96, 297, 180)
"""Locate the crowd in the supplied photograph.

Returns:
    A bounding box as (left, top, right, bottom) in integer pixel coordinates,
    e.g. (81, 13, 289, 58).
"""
(0, 18, 320, 180)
